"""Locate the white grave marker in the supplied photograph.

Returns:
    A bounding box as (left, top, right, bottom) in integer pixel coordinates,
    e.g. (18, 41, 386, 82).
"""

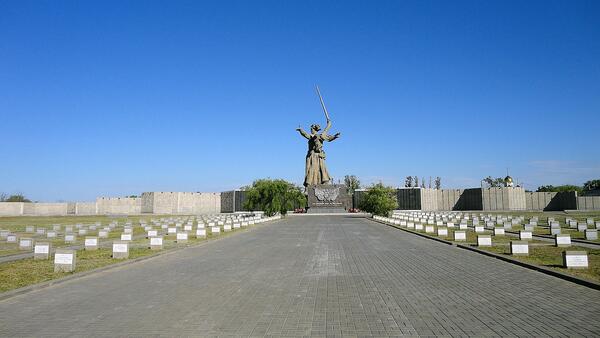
(563, 251, 588, 269)
(54, 249, 76, 272)
(112, 241, 129, 259)
(34, 242, 51, 260)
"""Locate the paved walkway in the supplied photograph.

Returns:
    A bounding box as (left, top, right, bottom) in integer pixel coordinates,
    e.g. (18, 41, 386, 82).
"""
(1, 215, 599, 337)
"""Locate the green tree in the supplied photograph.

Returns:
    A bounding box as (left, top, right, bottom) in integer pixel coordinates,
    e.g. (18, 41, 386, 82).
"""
(4, 194, 31, 202)
(404, 176, 413, 187)
(243, 179, 306, 216)
(536, 185, 582, 193)
(583, 179, 600, 191)
(483, 176, 505, 188)
(434, 177, 441, 190)
(344, 175, 361, 194)
(359, 183, 398, 217)
(0, 193, 6, 202)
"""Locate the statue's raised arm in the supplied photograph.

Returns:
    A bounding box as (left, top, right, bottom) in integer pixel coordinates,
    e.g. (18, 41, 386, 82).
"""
(322, 118, 332, 136)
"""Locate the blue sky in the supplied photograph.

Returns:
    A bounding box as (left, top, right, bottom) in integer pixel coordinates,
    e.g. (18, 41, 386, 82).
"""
(1, 0, 599, 202)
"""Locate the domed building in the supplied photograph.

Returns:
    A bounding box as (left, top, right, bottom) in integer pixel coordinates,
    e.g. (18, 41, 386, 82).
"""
(504, 175, 514, 187)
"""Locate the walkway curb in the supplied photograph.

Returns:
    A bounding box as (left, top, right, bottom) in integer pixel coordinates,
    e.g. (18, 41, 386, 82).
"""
(366, 217, 600, 291)
(0, 219, 280, 301)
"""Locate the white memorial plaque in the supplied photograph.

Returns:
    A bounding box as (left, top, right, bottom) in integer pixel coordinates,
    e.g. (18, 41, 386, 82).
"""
(564, 251, 588, 268)
(150, 237, 163, 245)
(54, 253, 73, 265)
(494, 228, 505, 236)
(196, 229, 206, 237)
(519, 231, 533, 240)
(176, 232, 188, 240)
(454, 231, 466, 241)
(113, 243, 128, 253)
(511, 242, 529, 255)
(168, 227, 176, 234)
(477, 236, 492, 246)
(34, 244, 49, 254)
(585, 230, 598, 240)
(121, 234, 132, 241)
(555, 235, 571, 247)
(148, 230, 158, 237)
(85, 238, 98, 246)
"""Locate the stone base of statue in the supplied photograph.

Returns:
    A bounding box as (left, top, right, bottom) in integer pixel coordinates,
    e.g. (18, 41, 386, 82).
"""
(306, 184, 352, 213)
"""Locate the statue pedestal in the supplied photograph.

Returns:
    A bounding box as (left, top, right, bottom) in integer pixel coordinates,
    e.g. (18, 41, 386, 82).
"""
(306, 184, 351, 213)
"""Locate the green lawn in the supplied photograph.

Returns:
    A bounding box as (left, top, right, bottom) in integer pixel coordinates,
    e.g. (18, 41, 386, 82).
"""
(478, 245, 600, 283)
(0, 215, 180, 257)
(0, 216, 256, 293)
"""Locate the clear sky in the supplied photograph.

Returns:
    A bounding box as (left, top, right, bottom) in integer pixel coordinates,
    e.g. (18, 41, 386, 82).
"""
(1, 0, 599, 202)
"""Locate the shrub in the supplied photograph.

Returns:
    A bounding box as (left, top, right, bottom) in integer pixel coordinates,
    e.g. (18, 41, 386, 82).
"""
(359, 183, 398, 216)
(243, 179, 306, 217)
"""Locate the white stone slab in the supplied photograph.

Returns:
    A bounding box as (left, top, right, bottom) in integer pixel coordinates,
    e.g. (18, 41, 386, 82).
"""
(454, 231, 466, 241)
(555, 234, 571, 247)
(54, 252, 74, 265)
(519, 231, 533, 240)
(511, 241, 529, 255)
(477, 235, 492, 247)
(563, 251, 588, 269)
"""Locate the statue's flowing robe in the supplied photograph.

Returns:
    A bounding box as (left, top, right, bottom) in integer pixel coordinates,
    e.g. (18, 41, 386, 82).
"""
(304, 133, 334, 187)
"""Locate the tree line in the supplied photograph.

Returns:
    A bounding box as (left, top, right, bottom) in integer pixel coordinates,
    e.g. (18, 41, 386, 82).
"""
(0, 193, 31, 202)
(404, 176, 441, 189)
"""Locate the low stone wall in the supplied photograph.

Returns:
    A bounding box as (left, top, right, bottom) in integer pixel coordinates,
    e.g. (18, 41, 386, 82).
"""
(75, 202, 97, 215)
(141, 192, 221, 214)
(481, 187, 526, 211)
(578, 196, 600, 210)
(96, 197, 142, 215)
(22, 203, 69, 216)
(525, 191, 578, 211)
(0, 202, 24, 216)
